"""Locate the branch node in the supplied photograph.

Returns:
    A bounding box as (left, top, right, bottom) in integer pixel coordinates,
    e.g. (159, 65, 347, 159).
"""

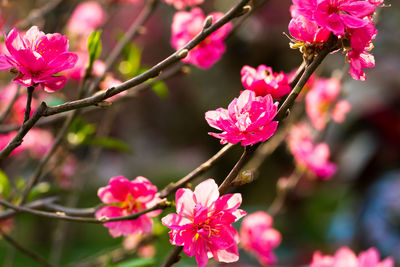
(203, 15, 213, 29)
(177, 49, 189, 59)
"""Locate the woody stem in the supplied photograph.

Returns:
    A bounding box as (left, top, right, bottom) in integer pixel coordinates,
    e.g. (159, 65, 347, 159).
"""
(23, 86, 34, 123)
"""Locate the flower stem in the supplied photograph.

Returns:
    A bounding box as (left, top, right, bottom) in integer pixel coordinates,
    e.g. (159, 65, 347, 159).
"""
(23, 86, 34, 123)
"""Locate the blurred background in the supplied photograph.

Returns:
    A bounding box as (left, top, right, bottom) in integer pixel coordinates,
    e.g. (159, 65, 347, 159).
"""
(0, 0, 399, 266)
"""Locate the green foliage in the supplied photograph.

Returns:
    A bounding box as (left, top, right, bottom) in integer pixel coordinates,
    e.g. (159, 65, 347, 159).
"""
(0, 169, 10, 198)
(87, 30, 103, 70)
(112, 257, 154, 267)
(85, 137, 132, 153)
(119, 43, 142, 77)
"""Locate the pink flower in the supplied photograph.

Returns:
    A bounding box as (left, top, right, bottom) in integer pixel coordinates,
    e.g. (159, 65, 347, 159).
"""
(95, 176, 161, 237)
(162, 179, 246, 267)
(163, 0, 204, 10)
(65, 51, 105, 81)
(331, 100, 351, 123)
(0, 26, 78, 92)
(205, 90, 279, 146)
(241, 65, 292, 99)
(66, 1, 107, 36)
(289, 15, 331, 43)
(240, 211, 281, 266)
(171, 8, 232, 69)
(287, 123, 336, 179)
(311, 246, 394, 267)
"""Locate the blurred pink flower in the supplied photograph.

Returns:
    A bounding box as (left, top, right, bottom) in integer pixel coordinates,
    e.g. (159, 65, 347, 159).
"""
(162, 179, 246, 267)
(311, 246, 394, 267)
(95, 176, 161, 237)
(205, 90, 279, 146)
(65, 51, 105, 81)
(0, 26, 77, 92)
(163, 0, 204, 10)
(171, 8, 232, 69)
(331, 100, 351, 123)
(288, 15, 331, 43)
(241, 65, 291, 99)
(66, 1, 107, 36)
(240, 211, 281, 266)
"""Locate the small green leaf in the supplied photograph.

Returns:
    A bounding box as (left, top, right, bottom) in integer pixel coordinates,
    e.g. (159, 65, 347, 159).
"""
(119, 43, 142, 77)
(114, 257, 154, 267)
(87, 30, 102, 70)
(151, 81, 169, 99)
(85, 137, 132, 153)
(0, 170, 11, 198)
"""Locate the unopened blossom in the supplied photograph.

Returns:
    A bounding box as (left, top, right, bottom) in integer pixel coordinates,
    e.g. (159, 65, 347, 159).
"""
(311, 246, 394, 267)
(287, 123, 336, 179)
(162, 179, 246, 267)
(241, 65, 291, 99)
(205, 90, 279, 146)
(171, 8, 232, 69)
(0, 26, 78, 92)
(289, 15, 331, 44)
(163, 0, 204, 10)
(95, 176, 161, 237)
(306, 78, 351, 130)
(240, 211, 281, 266)
(66, 1, 107, 36)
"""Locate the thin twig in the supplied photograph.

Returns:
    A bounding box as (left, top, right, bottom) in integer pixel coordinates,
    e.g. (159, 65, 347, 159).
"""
(23, 86, 34, 123)
(0, 197, 58, 220)
(15, 0, 64, 29)
(0, 86, 19, 123)
(0, 229, 54, 267)
(161, 247, 183, 267)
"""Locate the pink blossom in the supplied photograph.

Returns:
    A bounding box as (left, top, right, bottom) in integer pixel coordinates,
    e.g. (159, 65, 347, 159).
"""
(311, 246, 394, 267)
(306, 78, 341, 130)
(162, 179, 246, 267)
(241, 65, 291, 99)
(65, 51, 105, 81)
(163, 0, 204, 10)
(331, 100, 351, 123)
(66, 1, 107, 36)
(287, 123, 336, 179)
(171, 8, 232, 69)
(289, 15, 331, 43)
(0, 26, 78, 92)
(205, 90, 279, 146)
(95, 176, 161, 237)
(240, 211, 281, 266)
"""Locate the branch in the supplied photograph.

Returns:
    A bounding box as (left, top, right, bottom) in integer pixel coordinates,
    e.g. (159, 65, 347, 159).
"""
(0, 197, 58, 220)
(0, 229, 54, 267)
(23, 86, 34, 123)
(15, 0, 64, 29)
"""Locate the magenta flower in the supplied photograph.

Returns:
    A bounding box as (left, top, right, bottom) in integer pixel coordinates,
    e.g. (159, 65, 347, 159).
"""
(171, 8, 232, 69)
(163, 0, 204, 10)
(95, 176, 161, 238)
(311, 246, 394, 267)
(288, 15, 331, 43)
(66, 1, 107, 36)
(240, 211, 281, 266)
(241, 65, 292, 99)
(205, 90, 279, 146)
(162, 179, 246, 267)
(0, 26, 78, 92)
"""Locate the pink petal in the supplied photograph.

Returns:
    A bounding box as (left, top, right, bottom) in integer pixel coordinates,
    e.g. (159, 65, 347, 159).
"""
(175, 188, 195, 218)
(193, 179, 219, 207)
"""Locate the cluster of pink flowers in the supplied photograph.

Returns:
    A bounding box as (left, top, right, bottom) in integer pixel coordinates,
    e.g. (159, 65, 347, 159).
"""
(205, 90, 279, 146)
(162, 179, 246, 267)
(241, 65, 292, 99)
(240, 211, 281, 266)
(0, 26, 77, 92)
(287, 123, 336, 179)
(171, 8, 232, 69)
(311, 246, 394, 267)
(289, 0, 381, 80)
(95, 176, 161, 237)
(306, 77, 351, 130)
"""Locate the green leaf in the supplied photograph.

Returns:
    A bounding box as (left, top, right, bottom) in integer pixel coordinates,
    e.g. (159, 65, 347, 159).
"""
(26, 182, 51, 202)
(0, 170, 10, 198)
(85, 137, 132, 153)
(87, 30, 102, 70)
(114, 257, 154, 267)
(119, 43, 142, 77)
(151, 81, 169, 99)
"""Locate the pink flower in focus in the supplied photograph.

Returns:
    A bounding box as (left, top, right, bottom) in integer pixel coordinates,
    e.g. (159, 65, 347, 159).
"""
(241, 65, 291, 99)
(311, 246, 394, 267)
(171, 8, 232, 69)
(162, 179, 246, 267)
(205, 90, 279, 146)
(240, 211, 281, 266)
(95, 176, 161, 237)
(289, 15, 331, 43)
(287, 123, 336, 179)
(163, 0, 204, 10)
(66, 1, 107, 36)
(0, 26, 78, 92)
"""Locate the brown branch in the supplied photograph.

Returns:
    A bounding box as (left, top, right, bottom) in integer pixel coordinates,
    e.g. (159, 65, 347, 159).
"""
(23, 86, 34, 123)
(0, 197, 58, 220)
(161, 247, 183, 267)
(0, 229, 54, 267)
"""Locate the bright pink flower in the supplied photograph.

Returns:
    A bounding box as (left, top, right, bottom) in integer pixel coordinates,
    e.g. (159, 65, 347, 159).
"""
(163, 0, 204, 10)
(171, 8, 232, 69)
(306, 78, 342, 130)
(205, 90, 279, 146)
(289, 15, 331, 43)
(0, 26, 77, 92)
(95, 176, 161, 237)
(66, 1, 107, 36)
(287, 123, 336, 179)
(162, 179, 246, 267)
(240, 211, 281, 266)
(311, 246, 394, 267)
(241, 65, 291, 99)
